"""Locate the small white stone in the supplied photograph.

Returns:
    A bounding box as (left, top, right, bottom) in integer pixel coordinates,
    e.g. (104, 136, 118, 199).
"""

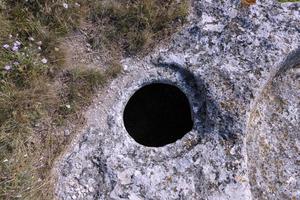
(36, 41, 42, 46)
(75, 2, 80, 7)
(28, 37, 35, 41)
(41, 58, 48, 64)
(118, 170, 132, 185)
(3, 159, 8, 163)
(66, 104, 71, 109)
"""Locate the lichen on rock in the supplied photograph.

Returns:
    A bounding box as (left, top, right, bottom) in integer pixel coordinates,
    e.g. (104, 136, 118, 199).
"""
(54, 0, 300, 199)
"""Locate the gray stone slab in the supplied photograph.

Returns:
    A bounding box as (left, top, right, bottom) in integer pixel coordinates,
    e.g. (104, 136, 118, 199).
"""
(54, 0, 300, 199)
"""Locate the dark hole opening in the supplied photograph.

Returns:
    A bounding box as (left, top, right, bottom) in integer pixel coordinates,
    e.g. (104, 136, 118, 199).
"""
(123, 83, 193, 147)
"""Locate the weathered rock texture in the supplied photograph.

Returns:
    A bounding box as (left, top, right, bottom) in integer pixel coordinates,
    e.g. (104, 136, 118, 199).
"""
(55, 0, 300, 199)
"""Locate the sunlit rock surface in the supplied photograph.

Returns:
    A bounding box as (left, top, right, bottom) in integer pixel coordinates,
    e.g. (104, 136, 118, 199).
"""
(55, 0, 300, 199)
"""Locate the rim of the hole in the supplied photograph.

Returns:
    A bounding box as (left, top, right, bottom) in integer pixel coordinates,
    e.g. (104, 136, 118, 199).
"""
(122, 80, 196, 147)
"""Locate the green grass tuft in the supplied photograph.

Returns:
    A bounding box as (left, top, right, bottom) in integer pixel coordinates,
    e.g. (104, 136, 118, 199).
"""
(0, 0, 187, 199)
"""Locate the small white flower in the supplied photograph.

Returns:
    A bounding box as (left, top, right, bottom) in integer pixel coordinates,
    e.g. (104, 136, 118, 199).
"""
(3, 44, 9, 49)
(12, 41, 21, 52)
(9, 34, 12, 39)
(3, 159, 8, 163)
(41, 58, 48, 64)
(63, 3, 69, 9)
(66, 104, 71, 109)
(28, 37, 35, 41)
(75, 2, 80, 7)
(12, 45, 19, 52)
(38, 46, 42, 50)
(14, 41, 21, 46)
(36, 41, 42, 46)
(4, 65, 11, 71)
(13, 62, 19, 66)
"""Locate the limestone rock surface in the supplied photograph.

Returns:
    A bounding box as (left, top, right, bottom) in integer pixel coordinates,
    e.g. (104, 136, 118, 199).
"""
(55, 0, 300, 199)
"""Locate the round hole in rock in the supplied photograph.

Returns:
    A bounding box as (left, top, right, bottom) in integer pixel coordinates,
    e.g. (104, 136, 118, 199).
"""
(123, 83, 194, 147)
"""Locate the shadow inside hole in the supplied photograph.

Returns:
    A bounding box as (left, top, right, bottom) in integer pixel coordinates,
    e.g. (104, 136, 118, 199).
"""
(123, 83, 194, 147)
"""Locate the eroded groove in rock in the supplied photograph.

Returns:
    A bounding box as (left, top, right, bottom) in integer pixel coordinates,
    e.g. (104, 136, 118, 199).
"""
(246, 62, 300, 199)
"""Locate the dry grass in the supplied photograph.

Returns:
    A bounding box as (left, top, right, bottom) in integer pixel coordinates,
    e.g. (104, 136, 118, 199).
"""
(0, 0, 188, 199)
(89, 0, 189, 56)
